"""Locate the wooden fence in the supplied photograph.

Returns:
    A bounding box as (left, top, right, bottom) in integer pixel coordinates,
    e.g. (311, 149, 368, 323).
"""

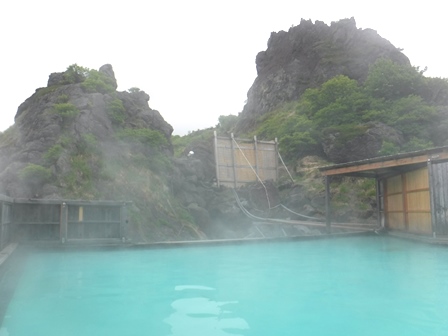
(0, 195, 13, 250)
(214, 132, 278, 187)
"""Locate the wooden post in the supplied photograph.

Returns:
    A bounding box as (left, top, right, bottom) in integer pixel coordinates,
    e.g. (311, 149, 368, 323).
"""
(427, 159, 437, 237)
(253, 136, 259, 181)
(230, 133, 237, 188)
(0, 202, 4, 250)
(401, 173, 409, 230)
(213, 131, 220, 187)
(120, 203, 128, 242)
(60, 202, 68, 243)
(274, 138, 279, 182)
(383, 179, 389, 230)
(325, 176, 331, 233)
(376, 179, 383, 228)
(78, 206, 84, 221)
(0, 202, 10, 250)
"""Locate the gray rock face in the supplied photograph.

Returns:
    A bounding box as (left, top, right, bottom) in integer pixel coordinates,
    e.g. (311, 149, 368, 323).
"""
(47, 72, 65, 86)
(235, 18, 410, 133)
(322, 122, 404, 163)
(0, 64, 173, 198)
(99, 64, 118, 90)
(116, 91, 173, 140)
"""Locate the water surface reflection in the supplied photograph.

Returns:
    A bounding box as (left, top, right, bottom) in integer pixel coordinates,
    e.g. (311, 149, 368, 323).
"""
(164, 285, 249, 336)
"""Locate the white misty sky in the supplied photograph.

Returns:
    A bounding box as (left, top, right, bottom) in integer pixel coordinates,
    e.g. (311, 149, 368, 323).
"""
(1, 0, 447, 135)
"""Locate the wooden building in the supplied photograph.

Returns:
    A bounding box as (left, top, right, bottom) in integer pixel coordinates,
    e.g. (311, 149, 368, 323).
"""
(319, 147, 448, 237)
(0, 196, 129, 248)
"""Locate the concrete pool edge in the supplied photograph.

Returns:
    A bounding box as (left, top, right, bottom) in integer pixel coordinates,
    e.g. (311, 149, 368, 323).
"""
(387, 230, 448, 246)
(16, 230, 376, 252)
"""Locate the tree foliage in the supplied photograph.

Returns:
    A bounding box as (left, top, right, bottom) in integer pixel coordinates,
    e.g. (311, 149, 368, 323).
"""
(364, 58, 425, 100)
(217, 114, 238, 134)
(63, 64, 115, 94)
(250, 59, 446, 162)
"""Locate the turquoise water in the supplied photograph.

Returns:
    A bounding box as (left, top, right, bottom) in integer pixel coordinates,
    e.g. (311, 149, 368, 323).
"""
(1, 236, 448, 336)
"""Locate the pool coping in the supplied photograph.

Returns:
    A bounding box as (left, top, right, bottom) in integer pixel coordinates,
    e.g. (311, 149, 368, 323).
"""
(14, 230, 375, 252)
(387, 230, 448, 246)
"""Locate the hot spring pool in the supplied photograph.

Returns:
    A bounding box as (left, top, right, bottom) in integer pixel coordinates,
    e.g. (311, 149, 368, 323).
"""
(1, 236, 448, 336)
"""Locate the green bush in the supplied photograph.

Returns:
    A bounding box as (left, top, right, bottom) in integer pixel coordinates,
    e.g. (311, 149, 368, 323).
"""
(62, 155, 95, 198)
(117, 128, 168, 147)
(128, 87, 141, 93)
(55, 94, 70, 104)
(81, 70, 115, 94)
(147, 152, 172, 173)
(218, 114, 238, 133)
(364, 58, 425, 101)
(51, 102, 79, 119)
(302, 75, 369, 128)
(19, 164, 51, 185)
(76, 134, 99, 155)
(107, 98, 126, 125)
(322, 124, 368, 146)
(64, 64, 90, 84)
(378, 141, 400, 156)
(44, 144, 63, 165)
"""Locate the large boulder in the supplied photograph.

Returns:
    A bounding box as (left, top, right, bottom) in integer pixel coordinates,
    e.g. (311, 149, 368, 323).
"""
(322, 122, 404, 163)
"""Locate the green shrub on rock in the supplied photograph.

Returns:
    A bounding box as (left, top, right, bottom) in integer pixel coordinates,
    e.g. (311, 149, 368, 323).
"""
(51, 102, 79, 119)
(44, 144, 64, 165)
(117, 128, 168, 147)
(81, 70, 115, 94)
(64, 64, 90, 84)
(19, 164, 51, 186)
(107, 98, 126, 125)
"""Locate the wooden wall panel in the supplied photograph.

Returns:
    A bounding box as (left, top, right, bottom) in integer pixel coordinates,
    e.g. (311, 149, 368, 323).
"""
(408, 213, 432, 234)
(407, 191, 430, 212)
(215, 135, 278, 187)
(388, 213, 406, 230)
(386, 194, 403, 212)
(385, 167, 432, 234)
(405, 168, 429, 191)
(387, 175, 402, 194)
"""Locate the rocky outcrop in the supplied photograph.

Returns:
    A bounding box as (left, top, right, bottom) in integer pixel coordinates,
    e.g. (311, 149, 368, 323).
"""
(235, 18, 410, 133)
(0, 64, 173, 198)
(322, 122, 404, 163)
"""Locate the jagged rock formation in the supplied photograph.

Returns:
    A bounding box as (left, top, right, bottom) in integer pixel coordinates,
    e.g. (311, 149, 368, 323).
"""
(235, 18, 410, 133)
(0, 64, 173, 198)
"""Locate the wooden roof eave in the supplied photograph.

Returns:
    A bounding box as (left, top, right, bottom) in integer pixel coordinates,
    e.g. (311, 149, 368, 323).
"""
(319, 148, 448, 179)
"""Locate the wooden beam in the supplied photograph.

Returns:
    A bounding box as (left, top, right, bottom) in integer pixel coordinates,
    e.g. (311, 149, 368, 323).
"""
(321, 152, 448, 176)
(213, 131, 220, 187)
